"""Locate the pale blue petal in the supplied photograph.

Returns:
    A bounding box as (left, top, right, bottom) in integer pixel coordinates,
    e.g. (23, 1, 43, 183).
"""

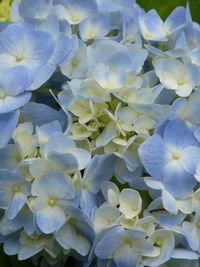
(0, 92, 31, 114)
(37, 120, 62, 144)
(54, 0, 98, 23)
(114, 245, 140, 267)
(13, 205, 35, 235)
(69, 148, 91, 170)
(143, 230, 175, 266)
(162, 190, 177, 214)
(49, 34, 77, 65)
(46, 152, 79, 172)
(18, 246, 42, 261)
(6, 193, 27, 220)
(146, 198, 186, 226)
(81, 189, 102, 217)
(0, 110, 19, 148)
(0, 144, 22, 170)
(26, 64, 56, 91)
(4, 236, 20, 256)
(97, 0, 134, 12)
(163, 118, 199, 148)
(139, 134, 166, 179)
(163, 164, 196, 199)
(83, 154, 117, 193)
(36, 205, 66, 234)
(144, 178, 164, 190)
(95, 226, 123, 259)
(96, 121, 117, 147)
(0, 66, 29, 96)
(44, 132, 75, 157)
(182, 146, 200, 173)
(164, 7, 188, 34)
(0, 24, 54, 67)
(76, 235, 91, 256)
(32, 170, 72, 198)
(0, 171, 21, 207)
(79, 14, 111, 41)
(55, 223, 76, 249)
(18, 0, 50, 21)
(20, 102, 66, 128)
(140, 9, 166, 41)
(172, 249, 199, 260)
(64, 204, 95, 241)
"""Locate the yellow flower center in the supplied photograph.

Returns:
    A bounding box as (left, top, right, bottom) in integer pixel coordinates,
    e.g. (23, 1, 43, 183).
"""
(0, 91, 7, 99)
(145, 32, 153, 38)
(83, 180, 89, 189)
(90, 32, 96, 38)
(141, 223, 147, 228)
(171, 152, 180, 160)
(71, 59, 78, 67)
(48, 199, 56, 206)
(15, 55, 24, 63)
(13, 185, 21, 193)
(132, 204, 138, 211)
(155, 237, 163, 247)
(197, 219, 200, 228)
(177, 80, 184, 86)
(71, 16, 79, 23)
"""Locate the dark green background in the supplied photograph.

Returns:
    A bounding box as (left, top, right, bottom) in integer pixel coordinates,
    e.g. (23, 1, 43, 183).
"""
(0, 0, 200, 266)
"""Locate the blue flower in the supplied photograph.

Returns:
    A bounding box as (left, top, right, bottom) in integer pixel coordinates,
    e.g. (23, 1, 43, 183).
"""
(139, 118, 200, 199)
(181, 209, 200, 252)
(0, 169, 31, 220)
(55, 204, 95, 256)
(0, 23, 77, 91)
(142, 229, 175, 266)
(154, 58, 200, 97)
(80, 154, 116, 217)
(54, 0, 98, 25)
(31, 170, 75, 234)
(0, 66, 31, 114)
(139, 7, 189, 41)
(79, 13, 111, 41)
(95, 226, 154, 267)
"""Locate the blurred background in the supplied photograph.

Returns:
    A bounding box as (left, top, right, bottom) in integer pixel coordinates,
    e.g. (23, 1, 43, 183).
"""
(0, 0, 200, 266)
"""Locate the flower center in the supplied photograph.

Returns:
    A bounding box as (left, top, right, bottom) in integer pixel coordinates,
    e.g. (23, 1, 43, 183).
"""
(48, 199, 56, 206)
(171, 152, 181, 160)
(13, 185, 21, 193)
(132, 204, 138, 211)
(155, 237, 163, 247)
(177, 80, 184, 86)
(15, 55, 24, 63)
(71, 16, 79, 23)
(89, 32, 96, 38)
(141, 223, 147, 228)
(145, 32, 153, 38)
(71, 59, 78, 67)
(83, 180, 89, 189)
(0, 91, 6, 99)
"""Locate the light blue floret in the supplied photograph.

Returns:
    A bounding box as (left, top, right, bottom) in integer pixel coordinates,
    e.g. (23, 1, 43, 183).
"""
(31, 170, 75, 234)
(0, 170, 31, 220)
(139, 118, 200, 199)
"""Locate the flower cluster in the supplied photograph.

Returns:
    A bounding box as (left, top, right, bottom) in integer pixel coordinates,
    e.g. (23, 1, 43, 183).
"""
(1, 0, 200, 266)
